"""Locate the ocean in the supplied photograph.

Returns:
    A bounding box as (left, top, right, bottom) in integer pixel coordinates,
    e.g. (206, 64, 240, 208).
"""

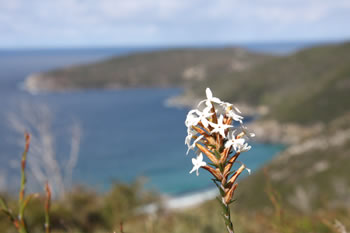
(0, 43, 308, 196)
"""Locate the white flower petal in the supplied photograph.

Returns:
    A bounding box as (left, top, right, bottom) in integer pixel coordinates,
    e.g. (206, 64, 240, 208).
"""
(197, 153, 203, 161)
(201, 118, 209, 128)
(206, 88, 213, 99)
(211, 97, 222, 103)
(186, 135, 204, 155)
(189, 153, 206, 176)
(234, 106, 241, 114)
(189, 166, 196, 174)
(197, 99, 206, 107)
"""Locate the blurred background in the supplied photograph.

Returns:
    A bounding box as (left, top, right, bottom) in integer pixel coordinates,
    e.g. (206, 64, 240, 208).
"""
(0, 1, 349, 233)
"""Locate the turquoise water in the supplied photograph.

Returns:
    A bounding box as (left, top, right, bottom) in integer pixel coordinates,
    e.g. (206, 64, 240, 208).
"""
(0, 47, 287, 195)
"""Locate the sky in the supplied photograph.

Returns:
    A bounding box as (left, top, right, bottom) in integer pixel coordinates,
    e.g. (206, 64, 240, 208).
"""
(1, 0, 350, 48)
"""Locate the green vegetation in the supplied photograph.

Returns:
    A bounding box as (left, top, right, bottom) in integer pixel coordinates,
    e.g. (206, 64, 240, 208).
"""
(192, 42, 350, 124)
(1, 176, 348, 233)
(28, 48, 272, 89)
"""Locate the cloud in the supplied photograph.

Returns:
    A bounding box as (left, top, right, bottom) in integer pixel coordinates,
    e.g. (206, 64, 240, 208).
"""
(0, 0, 349, 47)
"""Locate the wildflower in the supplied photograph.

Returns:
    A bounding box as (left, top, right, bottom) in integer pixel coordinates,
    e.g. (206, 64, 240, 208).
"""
(209, 115, 233, 138)
(227, 109, 244, 123)
(225, 131, 251, 152)
(198, 87, 222, 108)
(185, 109, 198, 127)
(184, 87, 255, 233)
(189, 153, 206, 176)
(241, 125, 256, 138)
(185, 127, 196, 148)
(186, 135, 204, 155)
(221, 102, 244, 123)
(234, 139, 251, 152)
(185, 107, 213, 128)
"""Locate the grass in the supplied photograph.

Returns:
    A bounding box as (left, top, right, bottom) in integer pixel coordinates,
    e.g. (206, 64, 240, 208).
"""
(2, 175, 348, 233)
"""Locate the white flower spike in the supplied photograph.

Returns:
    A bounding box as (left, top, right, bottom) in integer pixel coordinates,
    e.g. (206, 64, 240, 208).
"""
(189, 153, 206, 176)
(184, 87, 255, 233)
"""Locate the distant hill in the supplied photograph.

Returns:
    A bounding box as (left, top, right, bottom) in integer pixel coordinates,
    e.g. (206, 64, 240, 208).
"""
(190, 42, 350, 125)
(25, 47, 272, 91)
(26, 42, 350, 125)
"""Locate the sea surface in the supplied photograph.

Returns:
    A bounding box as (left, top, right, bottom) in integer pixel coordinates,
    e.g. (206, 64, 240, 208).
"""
(0, 43, 312, 195)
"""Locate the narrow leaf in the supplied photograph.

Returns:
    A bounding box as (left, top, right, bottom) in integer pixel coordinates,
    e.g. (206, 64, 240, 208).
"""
(213, 180, 225, 196)
(0, 197, 8, 211)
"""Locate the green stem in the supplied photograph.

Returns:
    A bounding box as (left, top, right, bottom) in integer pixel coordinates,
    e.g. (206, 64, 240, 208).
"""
(215, 179, 235, 233)
(19, 141, 28, 220)
(18, 133, 30, 233)
(221, 196, 234, 233)
(217, 163, 235, 233)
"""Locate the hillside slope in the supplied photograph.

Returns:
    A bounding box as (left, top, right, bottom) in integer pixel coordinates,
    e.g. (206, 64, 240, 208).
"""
(25, 48, 272, 91)
(192, 42, 350, 124)
(236, 114, 350, 213)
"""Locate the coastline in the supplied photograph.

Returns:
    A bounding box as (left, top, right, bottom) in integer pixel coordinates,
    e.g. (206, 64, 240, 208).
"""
(24, 72, 316, 146)
(140, 188, 219, 213)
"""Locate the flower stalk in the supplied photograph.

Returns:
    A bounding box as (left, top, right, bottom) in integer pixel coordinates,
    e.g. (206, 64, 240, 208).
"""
(185, 88, 254, 233)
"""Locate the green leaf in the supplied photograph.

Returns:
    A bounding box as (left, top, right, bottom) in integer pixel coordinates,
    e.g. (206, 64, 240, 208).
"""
(214, 150, 221, 160)
(228, 199, 236, 205)
(208, 162, 219, 168)
(224, 182, 232, 189)
(218, 163, 224, 173)
(0, 197, 8, 211)
(218, 145, 225, 153)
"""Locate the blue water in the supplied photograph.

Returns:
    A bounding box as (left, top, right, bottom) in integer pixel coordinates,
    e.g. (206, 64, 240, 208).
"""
(0, 46, 290, 195)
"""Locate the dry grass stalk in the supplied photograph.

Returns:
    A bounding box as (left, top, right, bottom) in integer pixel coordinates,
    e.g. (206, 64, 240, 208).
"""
(0, 132, 51, 233)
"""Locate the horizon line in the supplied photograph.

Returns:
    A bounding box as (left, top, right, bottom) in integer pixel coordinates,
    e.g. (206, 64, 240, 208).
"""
(0, 38, 348, 50)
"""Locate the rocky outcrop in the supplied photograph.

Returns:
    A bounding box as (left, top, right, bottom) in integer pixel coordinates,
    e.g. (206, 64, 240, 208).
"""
(247, 120, 325, 145)
(24, 74, 63, 93)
